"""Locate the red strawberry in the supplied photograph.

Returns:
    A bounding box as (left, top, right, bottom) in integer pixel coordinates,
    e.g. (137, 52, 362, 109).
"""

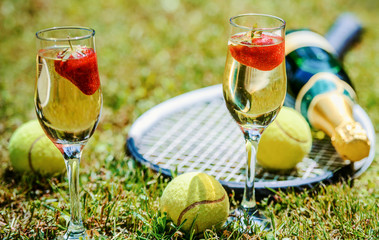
(251, 34, 275, 45)
(54, 47, 100, 95)
(229, 33, 284, 71)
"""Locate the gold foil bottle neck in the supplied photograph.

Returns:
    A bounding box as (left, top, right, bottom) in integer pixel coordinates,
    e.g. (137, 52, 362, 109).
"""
(308, 92, 370, 162)
(332, 121, 371, 162)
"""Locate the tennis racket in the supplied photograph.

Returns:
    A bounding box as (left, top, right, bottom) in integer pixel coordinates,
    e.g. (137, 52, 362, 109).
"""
(126, 14, 375, 199)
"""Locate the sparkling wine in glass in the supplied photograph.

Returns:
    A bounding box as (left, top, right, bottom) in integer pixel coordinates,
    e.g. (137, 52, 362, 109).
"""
(222, 14, 286, 230)
(35, 27, 102, 239)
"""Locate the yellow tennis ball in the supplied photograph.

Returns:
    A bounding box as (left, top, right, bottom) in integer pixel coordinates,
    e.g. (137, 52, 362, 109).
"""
(257, 107, 312, 171)
(8, 120, 65, 175)
(160, 172, 229, 233)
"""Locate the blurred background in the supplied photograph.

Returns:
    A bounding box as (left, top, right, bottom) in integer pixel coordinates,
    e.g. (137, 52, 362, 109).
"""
(1, 0, 378, 185)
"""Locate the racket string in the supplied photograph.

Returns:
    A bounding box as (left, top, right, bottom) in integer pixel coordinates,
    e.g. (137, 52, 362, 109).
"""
(134, 92, 350, 185)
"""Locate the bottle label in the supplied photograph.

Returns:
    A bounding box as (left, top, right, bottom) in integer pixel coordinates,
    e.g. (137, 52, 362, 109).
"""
(286, 30, 337, 56)
(295, 72, 356, 120)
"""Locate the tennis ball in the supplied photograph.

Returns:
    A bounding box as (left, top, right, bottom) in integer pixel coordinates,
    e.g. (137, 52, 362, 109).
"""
(257, 107, 312, 171)
(8, 120, 65, 175)
(160, 172, 229, 233)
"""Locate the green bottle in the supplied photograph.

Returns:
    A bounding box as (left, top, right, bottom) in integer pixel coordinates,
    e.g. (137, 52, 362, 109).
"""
(284, 15, 370, 162)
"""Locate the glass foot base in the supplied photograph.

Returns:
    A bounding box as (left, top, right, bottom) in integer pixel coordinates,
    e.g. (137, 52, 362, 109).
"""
(61, 230, 88, 240)
(226, 207, 272, 233)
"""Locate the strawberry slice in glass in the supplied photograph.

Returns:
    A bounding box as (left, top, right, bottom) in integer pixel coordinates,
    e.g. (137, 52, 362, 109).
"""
(54, 47, 100, 95)
(229, 33, 285, 71)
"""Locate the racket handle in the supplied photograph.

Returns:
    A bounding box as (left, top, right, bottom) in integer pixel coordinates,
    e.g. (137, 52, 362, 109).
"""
(325, 13, 363, 59)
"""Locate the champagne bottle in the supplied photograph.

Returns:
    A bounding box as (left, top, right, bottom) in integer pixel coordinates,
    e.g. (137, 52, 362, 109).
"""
(285, 14, 370, 162)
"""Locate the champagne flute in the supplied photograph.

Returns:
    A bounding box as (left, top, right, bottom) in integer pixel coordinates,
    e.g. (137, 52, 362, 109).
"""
(223, 14, 286, 229)
(35, 27, 102, 239)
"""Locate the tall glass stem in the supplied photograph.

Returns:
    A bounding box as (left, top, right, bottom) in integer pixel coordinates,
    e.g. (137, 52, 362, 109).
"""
(61, 144, 86, 238)
(241, 128, 264, 212)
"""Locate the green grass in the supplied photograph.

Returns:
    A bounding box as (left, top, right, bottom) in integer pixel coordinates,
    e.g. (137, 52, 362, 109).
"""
(1, 0, 379, 239)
